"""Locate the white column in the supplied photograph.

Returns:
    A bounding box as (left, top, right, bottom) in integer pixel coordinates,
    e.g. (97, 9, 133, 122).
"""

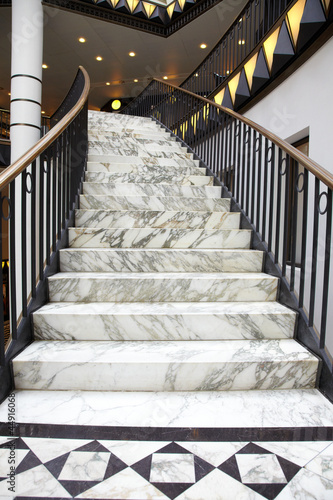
(10, 0, 43, 162)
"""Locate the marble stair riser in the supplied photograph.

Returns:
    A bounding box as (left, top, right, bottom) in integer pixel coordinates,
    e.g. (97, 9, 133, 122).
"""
(83, 182, 221, 198)
(86, 162, 206, 176)
(87, 145, 193, 159)
(79, 195, 230, 212)
(84, 172, 213, 186)
(48, 272, 278, 303)
(33, 301, 296, 342)
(87, 155, 200, 168)
(74, 209, 240, 230)
(88, 130, 177, 142)
(68, 227, 252, 249)
(59, 248, 263, 273)
(88, 140, 185, 155)
(12, 339, 318, 392)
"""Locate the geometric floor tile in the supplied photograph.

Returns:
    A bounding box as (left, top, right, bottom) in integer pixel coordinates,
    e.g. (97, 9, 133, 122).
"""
(254, 441, 333, 468)
(99, 440, 172, 466)
(175, 441, 248, 467)
(275, 467, 333, 500)
(305, 442, 333, 481)
(58, 451, 110, 480)
(21, 437, 93, 463)
(236, 453, 287, 483)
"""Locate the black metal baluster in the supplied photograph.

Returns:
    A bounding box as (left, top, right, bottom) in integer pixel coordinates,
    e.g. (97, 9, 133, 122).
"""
(268, 143, 275, 253)
(282, 156, 290, 277)
(299, 169, 308, 308)
(274, 150, 283, 264)
(262, 138, 268, 241)
(9, 181, 17, 340)
(309, 177, 320, 327)
(255, 133, 262, 233)
(290, 161, 299, 291)
(39, 155, 45, 281)
(21, 170, 27, 318)
(31, 160, 36, 298)
(320, 188, 332, 348)
(0, 194, 4, 366)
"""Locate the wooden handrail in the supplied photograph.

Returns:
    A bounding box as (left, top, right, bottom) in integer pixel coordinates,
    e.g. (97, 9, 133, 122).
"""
(154, 78, 333, 190)
(0, 66, 90, 192)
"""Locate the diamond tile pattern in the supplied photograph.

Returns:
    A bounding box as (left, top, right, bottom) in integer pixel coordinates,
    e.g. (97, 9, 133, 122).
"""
(0, 434, 332, 499)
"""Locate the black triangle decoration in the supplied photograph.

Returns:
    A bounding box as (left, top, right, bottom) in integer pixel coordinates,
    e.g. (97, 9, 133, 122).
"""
(251, 48, 270, 95)
(114, 0, 131, 13)
(222, 85, 234, 109)
(133, 2, 148, 18)
(234, 68, 251, 109)
(245, 483, 288, 500)
(151, 482, 194, 499)
(150, 6, 168, 24)
(271, 21, 295, 75)
(297, 0, 326, 50)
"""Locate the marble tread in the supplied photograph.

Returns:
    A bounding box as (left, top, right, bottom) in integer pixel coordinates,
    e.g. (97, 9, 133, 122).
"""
(68, 227, 252, 249)
(79, 194, 230, 212)
(1, 388, 332, 428)
(12, 339, 318, 391)
(88, 138, 185, 154)
(87, 154, 198, 167)
(48, 271, 277, 303)
(59, 248, 263, 273)
(88, 129, 177, 141)
(86, 162, 206, 176)
(33, 301, 296, 341)
(84, 171, 213, 186)
(88, 148, 194, 160)
(74, 209, 240, 230)
(83, 182, 222, 198)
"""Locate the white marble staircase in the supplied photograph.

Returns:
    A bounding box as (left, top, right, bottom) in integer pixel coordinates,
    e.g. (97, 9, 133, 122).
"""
(12, 111, 320, 400)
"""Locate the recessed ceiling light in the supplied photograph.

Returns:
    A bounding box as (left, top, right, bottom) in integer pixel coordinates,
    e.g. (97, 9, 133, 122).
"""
(106, 82, 111, 86)
(238, 40, 245, 45)
(134, 79, 139, 82)
(226, 70, 230, 75)
(41, 111, 45, 114)
(129, 52, 136, 57)
(42, 64, 48, 69)
(195, 73, 199, 77)
(78, 37, 86, 43)
(200, 43, 207, 49)
(112, 99, 121, 110)
(163, 76, 168, 80)
(96, 56, 103, 61)
(8, 92, 11, 96)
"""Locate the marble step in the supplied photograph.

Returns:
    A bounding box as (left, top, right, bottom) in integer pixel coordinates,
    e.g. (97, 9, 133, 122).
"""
(88, 139, 185, 155)
(88, 149, 194, 163)
(79, 194, 230, 212)
(88, 112, 158, 126)
(83, 182, 221, 198)
(2, 388, 332, 428)
(48, 272, 278, 303)
(84, 171, 213, 186)
(59, 248, 263, 273)
(86, 162, 206, 176)
(87, 154, 199, 168)
(88, 129, 176, 142)
(68, 227, 251, 249)
(33, 301, 296, 342)
(12, 339, 318, 391)
(74, 209, 240, 230)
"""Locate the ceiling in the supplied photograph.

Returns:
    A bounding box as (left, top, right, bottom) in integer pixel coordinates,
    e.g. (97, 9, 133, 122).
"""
(0, 0, 247, 114)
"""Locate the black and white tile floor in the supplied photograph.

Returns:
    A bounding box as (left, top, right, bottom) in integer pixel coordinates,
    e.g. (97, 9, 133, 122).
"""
(0, 424, 333, 499)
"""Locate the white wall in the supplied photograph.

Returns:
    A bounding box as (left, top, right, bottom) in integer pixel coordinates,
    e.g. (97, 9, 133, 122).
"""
(244, 36, 333, 174)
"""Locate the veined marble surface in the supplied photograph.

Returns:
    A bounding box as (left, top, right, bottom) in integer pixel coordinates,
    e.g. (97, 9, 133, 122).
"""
(79, 194, 230, 212)
(68, 227, 251, 249)
(33, 301, 295, 342)
(88, 137, 184, 154)
(87, 154, 197, 167)
(86, 162, 205, 176)
(74, 209, 240, 230)
(83, 182, 222, 199)
(84, 171, 213, 186)
(88, 129, 176, 142)
(0, 389, 332, 427)
(48, 271, 277, 303)
(13, 339, 317, 391)
(88, 147, 193, 160)
(59, 248, 262, 273)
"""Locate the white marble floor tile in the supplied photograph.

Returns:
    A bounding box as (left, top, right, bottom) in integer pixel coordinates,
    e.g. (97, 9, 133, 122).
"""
(175, 442, 248, 467)
(305, 442, 333, 481)
(236, 453, 287, 484)
(76, 466, 168, 499)
(275, 468, 333, 499)
(150, 453, 195, 483)
(58, 450, 110, 481)
(254, 441, 333, 467)
(22, 437, 92, 463)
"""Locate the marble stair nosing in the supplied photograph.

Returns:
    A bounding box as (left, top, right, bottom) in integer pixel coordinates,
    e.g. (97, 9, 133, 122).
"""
(33, 301, 296, 342)
(68, 227, 252, 249)
(82, 182, 222, 198)
(74, 209, 241, 230)
(79, 194, 230, 212)
(47, 271, 278, 303)
(12, 339, 318, 392)
(87, 154, 200, 168)
(59, 248, 263, 273)
(88, 130, 177, 141)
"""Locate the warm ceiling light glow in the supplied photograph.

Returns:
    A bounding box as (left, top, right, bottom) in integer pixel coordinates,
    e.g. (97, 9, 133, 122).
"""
(195, 73, 199, 77)
(200, 43, 207, 49)
(238, 40, 245, 45)
(42, 64, 48, 69)
(134, 79, 139, 82)
(226, 70, 230, 75)
(78, 37, 86, 43)
(287, 0, 306, 45)
(96, 56, 103, 61)
(8, 92, 11, 96)
(41, 111, 45, 114)
(129, 52, 136, 57)
(263, 27, 280, 71)
(106, 82, 111, 86)
(111, 99, 121, 110)
(163, 76, 168, 80)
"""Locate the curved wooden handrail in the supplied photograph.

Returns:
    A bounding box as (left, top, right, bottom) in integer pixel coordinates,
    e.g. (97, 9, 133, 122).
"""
(154, 78, 333, 190)
(0, 66, 90, 192)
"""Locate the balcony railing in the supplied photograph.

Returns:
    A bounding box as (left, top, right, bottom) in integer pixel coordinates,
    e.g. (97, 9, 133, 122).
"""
(0, 66, 90, 402)
(124, 78, 333, 401)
